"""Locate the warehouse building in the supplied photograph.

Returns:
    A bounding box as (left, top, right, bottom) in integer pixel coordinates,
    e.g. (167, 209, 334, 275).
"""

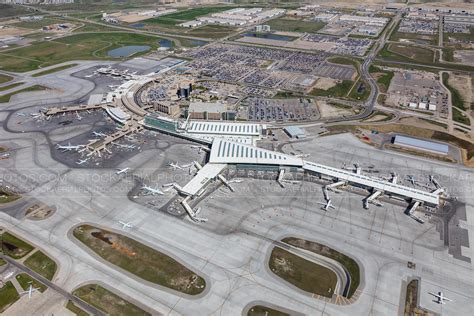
(284, 126, 306, 139)
(392, 135, 449, 155)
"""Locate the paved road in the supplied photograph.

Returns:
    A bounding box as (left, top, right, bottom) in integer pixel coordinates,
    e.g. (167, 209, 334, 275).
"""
(0, 254, 105, 316)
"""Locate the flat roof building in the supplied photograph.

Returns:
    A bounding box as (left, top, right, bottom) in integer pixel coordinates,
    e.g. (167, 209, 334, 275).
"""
(284, 126, 305, 139)
(392, 135, 449, 155)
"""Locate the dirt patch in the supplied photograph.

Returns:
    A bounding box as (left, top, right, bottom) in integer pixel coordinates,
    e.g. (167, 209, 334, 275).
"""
(316, 100, 355, 118)
(447, 72, 473, 111)
(0, 26, 31, 37)
(453, 50, 474, 66)
(313, 77, 338, 90)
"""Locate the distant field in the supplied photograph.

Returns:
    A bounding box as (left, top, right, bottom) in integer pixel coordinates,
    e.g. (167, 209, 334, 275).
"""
(24, 250, 57, 280)
(0, 281, 19, 313)
(0, 32, 162, 72)
(442, 72, 466, 110)
(0, 85, 48, 103)
(452, 107, 470, 125)
(0, 232, 34, 259)
(145, 6, 237, 26)
(444, 28, 474, 42)
(15, 273, 47, 293)
(310, 80, 354, 98)
(0, 4, 31, 18)
(73, 284, 150, 316)
(73, 225, 206, 295)
(266, 18, 326, 33)
(188, 25, 237, 39)
(391, 31, 438, 46)
(247, 305, 289, 316)
(379, 43, 435, 64)
(269, 246, 337, 298)
(13, 18, 67, 30)
(0, 74, 13, 84)
(32, 64, 77, 77)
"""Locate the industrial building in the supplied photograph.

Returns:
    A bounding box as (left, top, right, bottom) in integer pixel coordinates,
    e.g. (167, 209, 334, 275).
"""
(284, 126, 306, 139)
(392, 135, 449, 155)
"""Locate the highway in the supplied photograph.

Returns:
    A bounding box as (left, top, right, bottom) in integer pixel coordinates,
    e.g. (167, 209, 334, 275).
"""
(0, 254, 105, 316)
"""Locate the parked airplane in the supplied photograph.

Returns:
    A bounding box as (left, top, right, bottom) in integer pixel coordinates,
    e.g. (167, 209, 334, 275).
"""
(56, 143, 85, 152)
(168, 161, 192, 170)
(76, 112, 82, 121)
(20, 283, 40, 299)
(115, 167, 130, 175)
(75, 158, 89, 165)
(429, 291, 452, 304)
(406, 175, 417, 185)
(92, 131, 107, 137)
(16, 112, 26, 117)
(142, 185, 164, 195)
(318, 199, 336, 211)
(119, 220, 133, 229)
(229, 178, 244, 184)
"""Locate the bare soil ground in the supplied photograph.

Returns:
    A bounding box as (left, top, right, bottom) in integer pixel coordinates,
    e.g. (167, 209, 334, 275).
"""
(316, 100, 354, 118)
(313, 77, 338, 90)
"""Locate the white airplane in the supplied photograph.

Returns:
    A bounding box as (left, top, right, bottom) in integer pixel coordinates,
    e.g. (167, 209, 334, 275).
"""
(429, 291, 452, 304)
(318, 199, 336, 211)
(142, 185, 164, 195)
(75, 158, 89, 165)
(16, 112, 26, 117)
(76, 112, 82, 121)
(118, 220, 133, 229)
(92, 131, 107, 137)
(229, 178, 244, 184)
(56, 143, 85, 152)
(20, 283, 40, 299)
(115, 167, 130, 175)
(168, 161, 188, 170)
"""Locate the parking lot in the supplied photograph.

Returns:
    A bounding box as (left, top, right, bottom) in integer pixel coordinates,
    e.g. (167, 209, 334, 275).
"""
(242, 97, 318, 121)
(314, 62, 356, 80)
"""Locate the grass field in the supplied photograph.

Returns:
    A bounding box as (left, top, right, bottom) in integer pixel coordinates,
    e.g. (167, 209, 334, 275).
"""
(188, 25, 237, 39)
(442, 73, 466, 110)
(24, 250, 57, 280)
(66, 300, 89, 316)
(32, 64, 78, 77)
(73, 284, 150, 316)
(283, 237, 360, 298)
(266, 18, 326, 33)
(0, 32, 162, 72)
(0, 258, 6, 266)
(0, 85, 48, 103)
(0, 82, 24, 92)
(0, 281, 19, 313)
(390, 31, 438, 45)
(370, 65, 394, 93)
(247, 305, 289, 316)
(145, 6, 236, 26)
(15, 273, 48, 293)
(269, 246, 337, 298)
(444, 28, 474, 42)
(0, 74, 13, 84)
(380, 44, 435, 64)
(310, 80, 354, 98)
(13, 18, 67, 30)
(0, 232, 34, 259)
(348, 79, 371, 101)
(73, 225, 206, 295)
(452, 107, 470, 125)
(0, 4, 31, 18)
